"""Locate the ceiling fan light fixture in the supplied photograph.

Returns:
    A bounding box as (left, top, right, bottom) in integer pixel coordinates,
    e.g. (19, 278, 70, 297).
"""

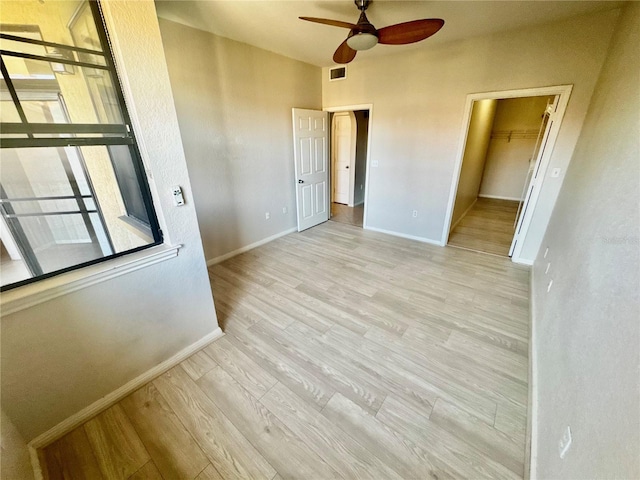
(346, 32, 378, 50)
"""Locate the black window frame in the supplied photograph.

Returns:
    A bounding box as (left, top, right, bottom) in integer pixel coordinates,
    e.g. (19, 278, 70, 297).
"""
(0, 0, 163, 292)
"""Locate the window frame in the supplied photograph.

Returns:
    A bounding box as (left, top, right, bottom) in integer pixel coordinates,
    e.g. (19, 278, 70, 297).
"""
(0, 0, 163, 292)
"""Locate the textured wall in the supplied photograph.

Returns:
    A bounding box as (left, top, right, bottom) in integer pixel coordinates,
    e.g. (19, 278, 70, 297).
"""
(1, 0, 218, 441)
(1, 410, 32, 479)
(532, 3, 640, 478)
(323, 10, 618, 258)
(158, 19, 322, 262)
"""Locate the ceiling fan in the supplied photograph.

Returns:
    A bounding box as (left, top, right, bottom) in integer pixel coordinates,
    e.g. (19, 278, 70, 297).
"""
(300, 0, 444, 64)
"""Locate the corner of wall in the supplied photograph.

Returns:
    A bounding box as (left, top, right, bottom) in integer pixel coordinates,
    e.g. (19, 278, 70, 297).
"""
(526, 266, 538, 480)
(1, 410, 34, 479)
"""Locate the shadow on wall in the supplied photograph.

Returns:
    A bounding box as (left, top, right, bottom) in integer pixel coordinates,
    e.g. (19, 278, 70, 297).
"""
(1, 410, 33, 479)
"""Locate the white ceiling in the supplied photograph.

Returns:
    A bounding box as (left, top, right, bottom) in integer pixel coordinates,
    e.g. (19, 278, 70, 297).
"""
(155, 1, 624, 67)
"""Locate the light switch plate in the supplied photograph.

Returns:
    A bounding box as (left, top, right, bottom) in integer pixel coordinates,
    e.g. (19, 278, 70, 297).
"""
(172, 186, 185, 206)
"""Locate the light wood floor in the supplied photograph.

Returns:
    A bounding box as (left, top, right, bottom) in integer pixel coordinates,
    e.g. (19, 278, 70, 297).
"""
(448, 197, 520, 257)
(40, 221, 530, 479)
(331, 202, 364, 227)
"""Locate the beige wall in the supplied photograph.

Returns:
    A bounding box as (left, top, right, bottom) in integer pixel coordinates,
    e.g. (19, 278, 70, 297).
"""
(1, 410, 33, 479)
(479, 96, 552, 201)
(158, 19, 322, 262)
(323, 10, 618, 258)
(1, 0, 218, 441)
(531, 3, 639, 478)
(451, 99, 496, 228)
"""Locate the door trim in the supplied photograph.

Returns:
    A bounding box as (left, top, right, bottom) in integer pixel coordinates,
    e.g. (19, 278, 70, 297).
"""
(441, 85, 573, 264)
(330, 112, 357, 205)
(324, 104, 373, 229)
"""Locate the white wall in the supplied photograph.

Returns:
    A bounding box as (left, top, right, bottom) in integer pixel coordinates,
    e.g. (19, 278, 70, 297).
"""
(157, 19, 322, 263)
(531, 3, 639, 478)
(322, 10, 619, 258)
(479, 96, 551, 201)
(0, 0, 218, 442)
(451, 99, 497, 227)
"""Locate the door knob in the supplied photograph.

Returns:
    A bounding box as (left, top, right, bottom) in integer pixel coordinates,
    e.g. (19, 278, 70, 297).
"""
(298, 179, 304, 184)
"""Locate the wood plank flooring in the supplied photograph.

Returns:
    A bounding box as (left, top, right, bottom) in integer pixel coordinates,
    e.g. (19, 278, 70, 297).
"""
(448, 197, 519, 257)
(40, 221, 530, 479)
(331, 202, 364, 227)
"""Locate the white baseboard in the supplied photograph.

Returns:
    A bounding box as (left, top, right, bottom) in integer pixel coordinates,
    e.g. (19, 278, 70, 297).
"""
(449, 198, 478, 232)
(364, 226, 441, 246)
(28, 327, 224, 452)
(206, 227, 297, 266)
(513, 257, 534, 266)
(478, 194, 523, 201)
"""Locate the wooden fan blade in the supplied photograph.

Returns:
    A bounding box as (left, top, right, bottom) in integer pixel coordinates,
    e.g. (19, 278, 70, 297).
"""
(333, 39, 357, 64)
(299, 17, 358, 30)
(377, 19, 444, 45)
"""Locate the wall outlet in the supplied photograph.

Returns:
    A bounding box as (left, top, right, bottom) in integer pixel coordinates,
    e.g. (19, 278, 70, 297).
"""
(282, 207, 287, 214)
(559, 426, 572, 459)
(265, 212, 270, 220)
(412, 210, 418, 218)
(372, 160, 379, 167)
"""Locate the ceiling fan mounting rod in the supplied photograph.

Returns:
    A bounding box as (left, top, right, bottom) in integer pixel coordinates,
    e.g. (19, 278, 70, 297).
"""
(354, 0, 371, 12)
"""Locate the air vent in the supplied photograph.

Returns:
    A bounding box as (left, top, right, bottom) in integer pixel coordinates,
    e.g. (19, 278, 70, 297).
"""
(329, 66, 347, 81)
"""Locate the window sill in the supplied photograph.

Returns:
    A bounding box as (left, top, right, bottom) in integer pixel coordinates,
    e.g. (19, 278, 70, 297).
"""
(0, 244, 181, 317)
(118, 215, 154, 243)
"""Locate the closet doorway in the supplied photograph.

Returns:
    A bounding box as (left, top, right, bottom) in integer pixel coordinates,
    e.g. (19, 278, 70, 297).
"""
(326, 106, 371, 228)
(445, 85, 572, 261)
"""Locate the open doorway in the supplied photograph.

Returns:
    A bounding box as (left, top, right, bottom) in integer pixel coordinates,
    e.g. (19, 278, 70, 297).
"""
(328, 108, 370, 228)
(444, 85, 572, 262)
(448, 95, 554, 256)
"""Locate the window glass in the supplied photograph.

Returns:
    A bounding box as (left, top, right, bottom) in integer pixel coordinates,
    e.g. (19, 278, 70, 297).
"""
(0, 0, 161, 290)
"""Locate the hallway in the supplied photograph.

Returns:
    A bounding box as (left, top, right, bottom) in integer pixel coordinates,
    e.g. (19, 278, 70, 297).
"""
(330, 203, 364, 228)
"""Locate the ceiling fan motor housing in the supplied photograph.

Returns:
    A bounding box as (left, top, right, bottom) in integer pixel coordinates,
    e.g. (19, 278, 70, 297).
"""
(348, 7, 378, 50)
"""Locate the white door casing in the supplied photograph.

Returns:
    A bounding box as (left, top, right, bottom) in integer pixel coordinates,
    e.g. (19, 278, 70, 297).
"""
(331, 112, 357, 206)
(442, 85, 573, 264)
(323, 104, 373, 229)
(292, 108, 330, 232)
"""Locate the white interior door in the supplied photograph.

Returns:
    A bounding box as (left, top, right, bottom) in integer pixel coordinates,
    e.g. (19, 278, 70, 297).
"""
(509, 96, 559, 256)
(332, 112, 355, 205)
(292, 108, 329, 232)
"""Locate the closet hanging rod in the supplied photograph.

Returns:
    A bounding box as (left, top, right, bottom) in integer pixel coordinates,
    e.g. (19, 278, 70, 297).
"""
(491, 129, 541, 142)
